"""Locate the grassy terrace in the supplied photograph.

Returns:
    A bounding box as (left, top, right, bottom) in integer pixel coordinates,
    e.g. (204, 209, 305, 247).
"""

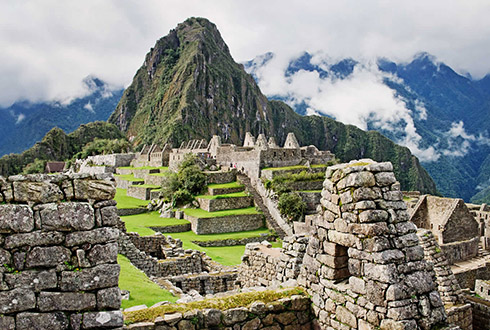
(195, 191, 248, 200)
(124, 287, 305, 324)
(129, 184, 161, 190)
(118, 166, 169, 171)
(183, 206, 259, 218)
(115, 188, 148, 209)
(262, 164, 327, 171)
(207, 181, 244, 189)
(124, 212, 190, 236)
(114, 174, 144, 181)
(118, 254, 177, 309)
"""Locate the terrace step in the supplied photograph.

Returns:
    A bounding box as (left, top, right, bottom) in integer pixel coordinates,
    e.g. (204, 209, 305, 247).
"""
(183, 212, 264, 235)
(260, 165, 326, 180)
(197, 195, 253, 212)
(207, 183, 245, 196)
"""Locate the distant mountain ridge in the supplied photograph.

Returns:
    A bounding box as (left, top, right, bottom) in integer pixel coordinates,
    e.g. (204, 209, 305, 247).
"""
(244, 51, 490, 203)
(0, 76, 123, 156)
(109, 17, 437, 195)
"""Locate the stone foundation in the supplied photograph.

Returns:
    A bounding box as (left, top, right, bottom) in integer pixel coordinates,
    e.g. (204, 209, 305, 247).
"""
(197, 195, 253, 212)
(165, 272, 238, 295)
(184, 213, 264, 235)
(466, 295, 490, 330)
(204, 170, 236, 184)
(0, 173, 122, 329)
(127, 185, 156, 200)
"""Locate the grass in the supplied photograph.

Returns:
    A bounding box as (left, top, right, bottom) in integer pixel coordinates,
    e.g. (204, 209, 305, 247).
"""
(183, 206, 260, 218)
(118, 166, 169, 171)
(119, 211, 278, 265)
(115, 188, 149, 209)
(114, 174, 144, 182)
(262, 164, 327, 171)
(130, 184, 161, 190)
(195, 191, 248, 200)
(207, 181, 244, 189)
(148, 172, 170, 177)
(123, 211, 190, 236)
(118, 254, 177, 309)
(124, 287, 305, 324)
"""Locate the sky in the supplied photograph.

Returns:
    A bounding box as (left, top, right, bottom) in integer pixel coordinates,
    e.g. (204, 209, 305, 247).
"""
(2, 0, 490, 161)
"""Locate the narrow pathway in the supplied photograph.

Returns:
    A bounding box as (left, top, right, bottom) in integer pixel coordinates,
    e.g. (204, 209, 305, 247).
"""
(237, 173, 288, 239)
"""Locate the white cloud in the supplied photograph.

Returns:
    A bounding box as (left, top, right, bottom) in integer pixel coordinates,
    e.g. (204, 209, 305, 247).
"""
(84, 102, 94, 113)
(1, 0, 490, 106)
(15, 113, 25, 124)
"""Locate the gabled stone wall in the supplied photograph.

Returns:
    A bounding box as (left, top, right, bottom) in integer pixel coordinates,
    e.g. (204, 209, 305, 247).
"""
(0, 173, 122, 329)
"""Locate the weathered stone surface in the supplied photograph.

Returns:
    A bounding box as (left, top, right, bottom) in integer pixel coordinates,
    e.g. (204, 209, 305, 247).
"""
(0, 316, 15, 329)
(39, 202, 94, 231)
(25, 246, 71, 268)
(5, 230, 64, 249)
(223, 307, 248, 325)
(97, 287, 121, 310)
(0, 205, 34, 233)
(38, 292, 96, 311)
(359, 210, 389, 223)
(16, 312, 69, 330)
(82, 311, 123, 328)
(87, 243, 118, 266)
(74, 179, 116, 201)
(364, 263, 398, 283)
(60, 264, 120, 291)
(337, 171, 376, 190)
(65, 227, 119, 247)
(99, 206, 119, 226)
(0, 288, 36, 314)
(203, 308, 222, 327)
(5, 270, 57, 292)
(0, 248, 11, 265)
(374, 172, 397, 186)
(336, 305, 357, 328)
(13, 181, 63, 204)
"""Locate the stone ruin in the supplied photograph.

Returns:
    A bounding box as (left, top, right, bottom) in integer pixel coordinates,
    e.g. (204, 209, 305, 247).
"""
(0, 173, 122, 329)
(240, 160, 460, 329)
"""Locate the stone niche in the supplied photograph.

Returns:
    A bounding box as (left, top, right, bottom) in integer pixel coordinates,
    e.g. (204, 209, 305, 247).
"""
(0, 173, 122, 330)
(297, 160, 450, 330)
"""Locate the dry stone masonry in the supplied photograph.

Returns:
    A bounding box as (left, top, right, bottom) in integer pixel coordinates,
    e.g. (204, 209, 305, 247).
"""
(0, 173, 122, 329)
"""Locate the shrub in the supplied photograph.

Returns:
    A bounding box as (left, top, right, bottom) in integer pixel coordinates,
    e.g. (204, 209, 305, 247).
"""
(178, 164, 206, 195)
(278, 192, 306, 223)
(22, 159, 46, 174)
(173, 189, 194, 206)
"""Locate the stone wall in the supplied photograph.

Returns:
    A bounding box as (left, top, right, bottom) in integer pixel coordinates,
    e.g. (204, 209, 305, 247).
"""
(466, 295, 490, 330)
(0, 173, 122, 329)
(127, 185, 154, 200)
(184, 213, 264, 235)
(85, 153, 136, 167)
(197, 195, 253, 212)
(441, 237, 480, 265)
(192, 234, 277, 247)
(239, 234, 308, 287)
(166, 272, 238, 295)
(123, 293, 315, 330)
(114, 176, 143, 189)
(204, 170, 236, 184)
(453, 262, 490, 290)
(260, 166, 326, 181)
(475, 280, 490, 300)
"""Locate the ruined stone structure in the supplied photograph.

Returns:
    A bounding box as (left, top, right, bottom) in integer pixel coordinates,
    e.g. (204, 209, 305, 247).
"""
(0, 173, 122, 329)
(472, 204, 490, 250)
(131, 143, 171, 168)
(240, 160, 456, 329)
(168, 132, 335, 177)
(410, 195, 480, 264)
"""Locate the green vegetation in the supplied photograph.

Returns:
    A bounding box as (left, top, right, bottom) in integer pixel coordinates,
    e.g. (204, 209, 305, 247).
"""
(22, 158, 46, 174)
(262, 164, 328, 171)
(114, 174, 144, 182)
(0, 122, 125, 177)
(123, 211, 190, 236)
(196, 191, 248, 200)
(124, 287, 305, 324)
(118, 254, 177, 309)
(74, 138, 130, 160)
(130, 184, 161, 190)
(118, 166, 169, 171)
(264, 170, 325, 195)
(183, 206, 260, 218)
(278, 192, 307, 222)
(115, 188, 148, 209)
(207, 182, 244, 189)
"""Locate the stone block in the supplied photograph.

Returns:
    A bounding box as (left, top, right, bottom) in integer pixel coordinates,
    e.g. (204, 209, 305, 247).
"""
(0, 248, 11, 265)
(74, 179, 116, 201)
(0, 288, 36, 314)
(374, 172, 396, 186)
(386, 284, 410, 301)
(364, 263, 398, 283)
(87, 243, 118, 266)
(60, 264, 120, 291)
(204, 308, 222, 327)
(16, 312, 69, 330)
(223, 307, 248, 325)
(25, 246, 71, 268)
(366, 162, 393, 172)
(38, 292, 96, 311)
(359, 210, 388, 223)
(99, 206, 119, 226)
(81, 311, 123, 328)
(317, 254, 348, 268)
(97, 287, 121, 310)
(327, 231, 357, 248)
(0, 205, 34, 233)
(353, 187, 382, 202)
(13, 181, 63, 204)
(349, 276, 366, 295)
(39, 202, 95, 231)
(404, 271, 435, 294)
(0, 316, 15, 329)
(349, 222, 389, 236)
(336, 305, 357, 328)
(338, 171, 376, 190)
(372, 249, 405, 264)
(323, 242, 348, 256)
(65, 227, 119, 247)
(4, 230, 64, 249)
(5, 270, 57, 292)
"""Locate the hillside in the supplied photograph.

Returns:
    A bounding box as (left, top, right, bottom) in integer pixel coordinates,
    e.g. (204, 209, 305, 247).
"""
(0, 76, 123, 156)
(109, 17, 437, 194)
(0, 121, 124, 177)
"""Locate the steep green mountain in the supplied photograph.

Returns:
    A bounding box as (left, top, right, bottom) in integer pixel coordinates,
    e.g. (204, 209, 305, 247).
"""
(109, 17, 437, 194)
(0, 76, 124, 156)
(0, 121, 124, 177)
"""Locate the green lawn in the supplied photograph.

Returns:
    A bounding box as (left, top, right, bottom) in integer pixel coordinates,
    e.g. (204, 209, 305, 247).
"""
(196, 191, 248, 200)
(262, 164, 327, 171)
(207, 182, 244, 189)
(114, 174, 144, 182)
(120, 212, 278, 265)
(118, 254, 177, 309)
(129, 184, 161, 190)
(183, 206, 260, 218)
(124, 212, 190, 236)
(118, 166, 169, 171)
(115, 188, 148, 209)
